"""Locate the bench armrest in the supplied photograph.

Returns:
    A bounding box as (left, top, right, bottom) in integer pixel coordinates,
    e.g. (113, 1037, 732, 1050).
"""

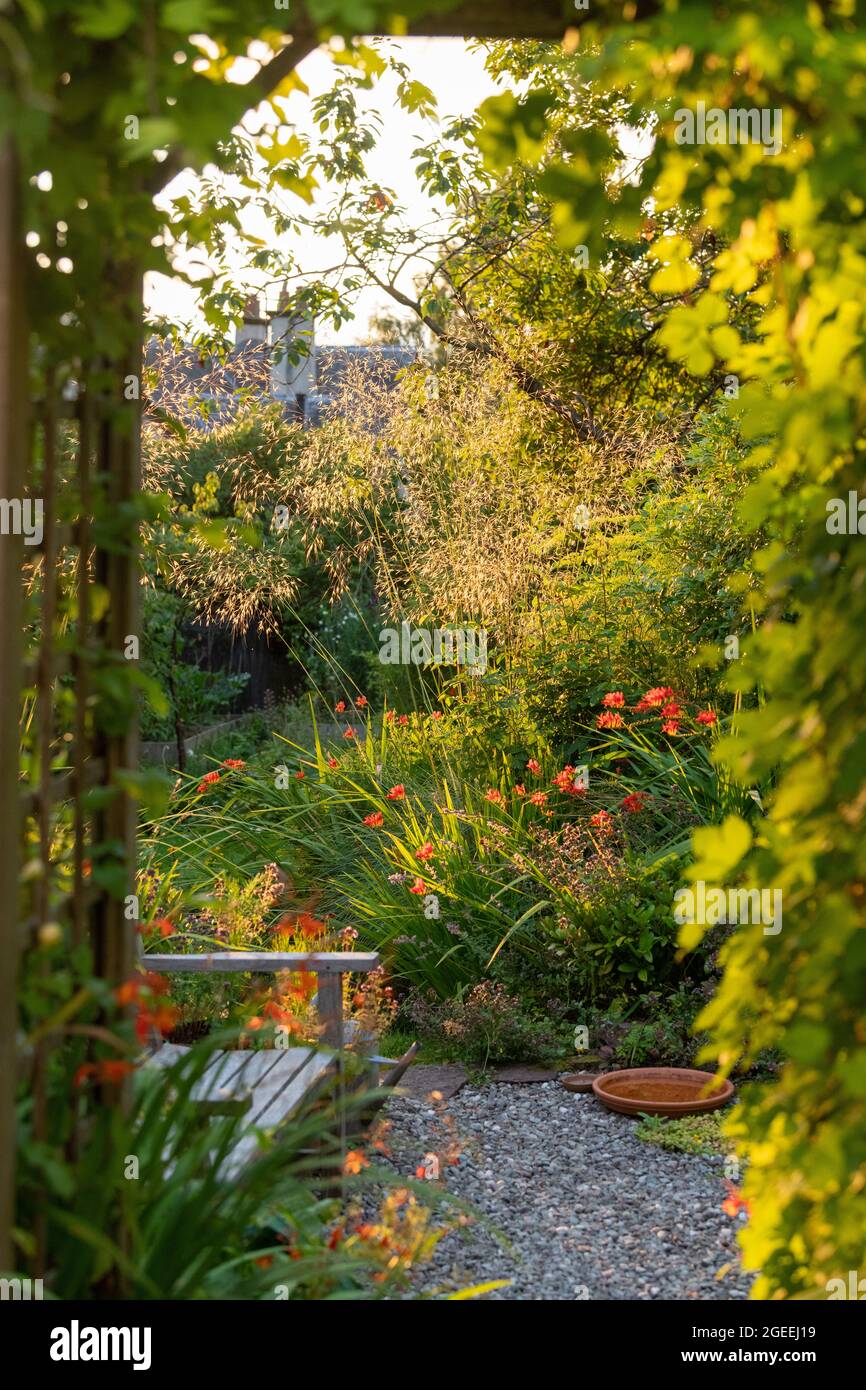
(142, 951, 379, 975)
(142, 950, 380, 1049)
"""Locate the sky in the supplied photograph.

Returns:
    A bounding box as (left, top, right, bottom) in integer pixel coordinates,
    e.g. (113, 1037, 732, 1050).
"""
(146, 38, 503, 344)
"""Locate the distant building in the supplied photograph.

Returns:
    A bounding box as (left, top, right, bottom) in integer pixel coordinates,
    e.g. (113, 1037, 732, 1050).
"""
(147, 295, 415, 428)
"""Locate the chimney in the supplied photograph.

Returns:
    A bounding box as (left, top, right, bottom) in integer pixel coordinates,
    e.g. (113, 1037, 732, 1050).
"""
(269, 290, 315, 413)
(236, 295, 267, 346)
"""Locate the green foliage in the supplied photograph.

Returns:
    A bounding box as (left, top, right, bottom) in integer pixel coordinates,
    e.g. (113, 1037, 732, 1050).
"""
(636, 1111, 726, 1158)
(482, 0, 866, 1299)
(534, 851, 689, 1001)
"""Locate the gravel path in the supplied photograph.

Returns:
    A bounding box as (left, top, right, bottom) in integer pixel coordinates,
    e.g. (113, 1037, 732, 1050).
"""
(380, 1081, 754, 1301)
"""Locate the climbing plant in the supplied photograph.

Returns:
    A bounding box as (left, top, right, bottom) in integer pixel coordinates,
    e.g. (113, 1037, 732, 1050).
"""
(476, 0, 866, 1298)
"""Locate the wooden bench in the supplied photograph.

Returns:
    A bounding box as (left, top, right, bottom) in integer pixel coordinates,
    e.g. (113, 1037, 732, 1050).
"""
(143, 950, 381, 1175)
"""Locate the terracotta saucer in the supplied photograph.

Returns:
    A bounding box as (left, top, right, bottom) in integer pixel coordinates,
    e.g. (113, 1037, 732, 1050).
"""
(592, 1066, 734, 1117)
(559, 1071, 599, 1093)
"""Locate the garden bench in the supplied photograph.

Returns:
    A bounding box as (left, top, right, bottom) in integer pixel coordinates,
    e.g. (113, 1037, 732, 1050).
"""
(143, 950, 383, 1175)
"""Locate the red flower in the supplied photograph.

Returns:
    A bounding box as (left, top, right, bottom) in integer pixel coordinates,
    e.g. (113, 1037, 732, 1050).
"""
(343, 726, 357, 740)
(385, 710, 395, 724)
(696, 709, 718, 726)
(621, 792, 650, 813)
(115, 979, 142, 1006)
(356, 695, 368, 708)
(295, 769, 305, 779)
(397, 715, 409, 727)
(152, 918, 174, 939)
(247, 1016, 263, 1031)
(484, 788, 504, 805)
(416, 842, 434, 861)
(335, 701, 346, 713)
(640, 686, 675, 708)
(431, 710, 442, 720)
(386, 785, 405, 800)
(590, 810, 614, 830)
(513, 784, 526, 797)
(722, 1181, 751, 1218)
(363, 811, 384, 827)
(660, 702, 682, 718)
(661, 719, 681, 735)
(327, 756, 338, 768)
(529, 790, 548, 807)
(197, 771, 221, 792)
(552, 765, 585, 795)
(74, 1060, 134, 1088)
(222, 758, 245, 769)
(296, 912, 325, 940)
(408, 878, 426, 895)
(526, 759, 541, 775)
(601, 691, 625, 707)
(596, 711, 624, 729)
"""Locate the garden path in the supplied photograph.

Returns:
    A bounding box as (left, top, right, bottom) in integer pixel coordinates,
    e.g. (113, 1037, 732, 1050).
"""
(381, 1080, 753, 1301)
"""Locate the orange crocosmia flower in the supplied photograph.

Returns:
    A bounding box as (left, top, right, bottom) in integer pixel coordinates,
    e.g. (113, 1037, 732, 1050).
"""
(601, 691, 625, 708)
(590, 810, 613, 829)
(363, 811, 384, 827)
(356, 695, 368, 708)
(247, 1015, 263, 1031)
(660, 702, 682, 718)
(696, 709, 718, 726)
(327, 1224, 344, 1250)
(596, 711, 624, 729)
(722, 1182, 751, 1218)
(386, 785, 405, 800)
(74, 1064, 96, 1088)
(141, 970, 170, 995)
(343, 726, 357, 740)
(295, 769, 305, 779)
(149, 1004, 179, 1035)
(384, 710, 395, 724)
(661, 719, 681, 735)
(484, 788, 504, 804)
(327, 756, 339, 768)
(335, 701, 346, 713)
(343, 1150, 369, 1175)
(222, 758, 245, 769)
(514, 784, 526, 797)
(98, 1060, 135, 1085)
(255, 1255, 273, 1270)
(115, 979, 141, 1006)
(621, 792, 650, 813)
(526, 759, 541, 775)
(529, 791, 548, 806)
(197, 771, 221, 792)
(431, 710, 442, 720)
(397, 715, 409, 726)
(409, 878, 426, 895)
(296, 912, 325, 939)
(415, 842, 434, 861)
(641, 686, 675, 707)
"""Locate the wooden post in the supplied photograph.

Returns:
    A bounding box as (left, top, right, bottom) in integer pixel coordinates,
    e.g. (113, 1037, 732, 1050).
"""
(315, 976, 343, 1050)
(0, 134, 26, 1270)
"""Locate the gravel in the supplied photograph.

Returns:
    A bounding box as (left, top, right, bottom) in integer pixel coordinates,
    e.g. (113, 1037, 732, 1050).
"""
(379, 1080, 755, 1301)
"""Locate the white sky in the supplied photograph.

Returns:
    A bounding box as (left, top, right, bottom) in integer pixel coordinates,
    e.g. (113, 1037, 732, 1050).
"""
(146, 38, 502, 344)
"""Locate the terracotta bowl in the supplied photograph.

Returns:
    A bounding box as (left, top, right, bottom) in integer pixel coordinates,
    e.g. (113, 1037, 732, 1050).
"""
(592, 1066, 734, 1117)
(559, 1071, 598, 1094)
